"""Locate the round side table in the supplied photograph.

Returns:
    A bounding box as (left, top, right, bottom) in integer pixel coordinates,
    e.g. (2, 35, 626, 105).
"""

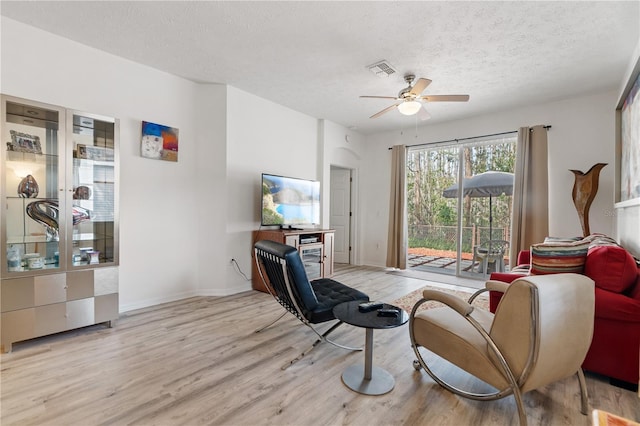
(333, 301, 408, 395)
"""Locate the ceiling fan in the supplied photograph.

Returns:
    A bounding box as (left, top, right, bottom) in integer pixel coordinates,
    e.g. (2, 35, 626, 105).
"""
(360, 74, 469, 120)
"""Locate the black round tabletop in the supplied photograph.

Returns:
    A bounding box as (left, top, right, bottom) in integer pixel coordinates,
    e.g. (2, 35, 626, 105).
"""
(333, 301, 409, 329)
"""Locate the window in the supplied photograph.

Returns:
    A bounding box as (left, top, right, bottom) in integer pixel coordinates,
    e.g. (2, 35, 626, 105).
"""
(406, 135, 516, 277)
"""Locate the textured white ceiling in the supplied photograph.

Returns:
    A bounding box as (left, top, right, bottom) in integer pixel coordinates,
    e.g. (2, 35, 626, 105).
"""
(2, 1, 639, 134)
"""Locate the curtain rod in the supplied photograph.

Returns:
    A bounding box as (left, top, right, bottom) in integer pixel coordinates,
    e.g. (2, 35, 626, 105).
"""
(388, 125, 552, 150)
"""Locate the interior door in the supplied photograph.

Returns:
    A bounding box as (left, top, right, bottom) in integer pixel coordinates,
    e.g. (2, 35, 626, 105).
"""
(330, 167, 351, 264)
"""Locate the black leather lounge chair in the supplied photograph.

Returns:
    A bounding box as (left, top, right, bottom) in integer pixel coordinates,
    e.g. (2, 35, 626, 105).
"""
(254, 239, 369, 369)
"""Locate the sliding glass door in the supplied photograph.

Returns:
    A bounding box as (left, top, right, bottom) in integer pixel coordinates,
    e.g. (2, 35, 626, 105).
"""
(406, 135, 516, 279)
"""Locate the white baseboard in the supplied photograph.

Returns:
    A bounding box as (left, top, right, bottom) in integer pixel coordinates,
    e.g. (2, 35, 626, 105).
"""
(119, 283, 255, 313)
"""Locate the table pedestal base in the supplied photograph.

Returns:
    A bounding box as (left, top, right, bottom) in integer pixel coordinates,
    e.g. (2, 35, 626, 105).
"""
(332, 304, 408, 396)
(341, 364, 395, 395)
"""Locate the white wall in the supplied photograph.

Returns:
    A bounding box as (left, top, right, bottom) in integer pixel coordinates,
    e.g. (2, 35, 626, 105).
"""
(1, 18, 201, 310)
(194, 85, 229, 295)
(360, 90, 619, 267)
(0, 18, 366, 309)
(320, 120, 366, 264)
(224, 86, 321, 293)
(191, 89, 369, 294)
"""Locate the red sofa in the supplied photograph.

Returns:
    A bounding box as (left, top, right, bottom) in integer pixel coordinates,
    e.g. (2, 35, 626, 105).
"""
(489, 244, 640, 388)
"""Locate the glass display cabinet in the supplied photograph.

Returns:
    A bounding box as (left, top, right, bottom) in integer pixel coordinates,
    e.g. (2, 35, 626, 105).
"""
(69, 112, 118, 268)
(1, 95, 119, 352)
(3, 99, 64, 273)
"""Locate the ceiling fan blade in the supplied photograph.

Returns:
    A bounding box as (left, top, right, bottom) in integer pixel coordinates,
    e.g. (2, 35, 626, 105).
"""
(422, 95, 470, 102)
(370, 103, 401, 119)
(409, 78, 432, 96)
(418, 105, 431, 121)
(360, 95, 398, 100)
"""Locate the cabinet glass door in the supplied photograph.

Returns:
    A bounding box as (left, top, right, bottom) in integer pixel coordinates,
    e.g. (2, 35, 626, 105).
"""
(300, 244, 323, 280)
(68, 113, 118, 267)
(2, 99, 64, 274)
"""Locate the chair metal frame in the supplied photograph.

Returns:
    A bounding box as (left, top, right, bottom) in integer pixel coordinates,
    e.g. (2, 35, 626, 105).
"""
(254, 245, 363, 370)
(409, 286, 589, 426)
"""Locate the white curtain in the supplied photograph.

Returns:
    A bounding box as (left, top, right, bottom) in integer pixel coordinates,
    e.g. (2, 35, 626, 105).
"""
(386, 145, 407, 269)
(510, 125, 549, 265)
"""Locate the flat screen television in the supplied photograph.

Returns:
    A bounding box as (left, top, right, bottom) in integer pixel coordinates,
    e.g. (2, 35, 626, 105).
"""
(261, 173, 320, 227)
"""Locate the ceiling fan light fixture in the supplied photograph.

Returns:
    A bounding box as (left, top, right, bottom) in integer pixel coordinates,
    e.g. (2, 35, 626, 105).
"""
(397, 100, 422, 116)
(361, 76, 468, 119)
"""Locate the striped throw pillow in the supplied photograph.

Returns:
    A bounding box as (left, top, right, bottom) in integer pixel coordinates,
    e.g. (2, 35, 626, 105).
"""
(530, 240, 590, 275)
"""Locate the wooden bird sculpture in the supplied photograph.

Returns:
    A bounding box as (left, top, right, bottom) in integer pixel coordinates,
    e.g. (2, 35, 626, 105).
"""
(570, 163, 607, 237)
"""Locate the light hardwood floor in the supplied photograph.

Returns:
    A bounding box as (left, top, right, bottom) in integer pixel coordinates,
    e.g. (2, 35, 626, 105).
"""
(1, 265, 638, 425)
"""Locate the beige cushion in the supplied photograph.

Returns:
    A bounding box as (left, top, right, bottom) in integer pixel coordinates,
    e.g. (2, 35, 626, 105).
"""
(413, 307, 508, 389)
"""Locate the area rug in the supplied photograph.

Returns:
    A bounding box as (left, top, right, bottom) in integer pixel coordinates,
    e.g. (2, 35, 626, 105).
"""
(392, 285, 489, 314)
(388, 269, 484, 290)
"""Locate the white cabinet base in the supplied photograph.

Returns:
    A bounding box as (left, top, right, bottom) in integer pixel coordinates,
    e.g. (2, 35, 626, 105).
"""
(1, 267, 118, 353)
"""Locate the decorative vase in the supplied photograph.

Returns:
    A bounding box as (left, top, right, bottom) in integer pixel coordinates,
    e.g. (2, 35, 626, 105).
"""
(17, 174, 39, 198)
(570, 163, 607, 237)
(25, 200, 59, 241)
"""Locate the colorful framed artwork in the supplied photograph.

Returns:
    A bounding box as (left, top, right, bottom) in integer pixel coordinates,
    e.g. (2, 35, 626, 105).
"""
(9, 130, 42, 154)
(618, 57, 640, 205)
(141, 121, 179, 162)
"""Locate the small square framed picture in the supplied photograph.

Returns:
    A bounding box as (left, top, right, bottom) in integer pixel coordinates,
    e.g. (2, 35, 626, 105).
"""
(9, 130, 42, 154)
(141, 121, 179, 162)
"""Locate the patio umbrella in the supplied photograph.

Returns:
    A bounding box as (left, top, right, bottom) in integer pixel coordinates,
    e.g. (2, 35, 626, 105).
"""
(442, 171, 514, 238)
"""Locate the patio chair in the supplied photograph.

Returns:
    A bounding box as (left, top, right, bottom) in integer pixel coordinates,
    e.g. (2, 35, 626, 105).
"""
(471, 240, 509, 274)
(254, 240, 369, 369)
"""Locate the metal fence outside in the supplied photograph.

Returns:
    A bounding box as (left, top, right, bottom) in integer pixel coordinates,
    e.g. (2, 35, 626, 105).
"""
(408, 224, 509, 255)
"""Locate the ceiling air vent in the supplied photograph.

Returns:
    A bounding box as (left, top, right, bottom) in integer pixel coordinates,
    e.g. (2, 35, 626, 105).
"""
(366, 60, 397, 78)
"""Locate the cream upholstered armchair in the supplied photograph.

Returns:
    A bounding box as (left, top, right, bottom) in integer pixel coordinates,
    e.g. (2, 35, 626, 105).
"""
(409, 274, 595, 426)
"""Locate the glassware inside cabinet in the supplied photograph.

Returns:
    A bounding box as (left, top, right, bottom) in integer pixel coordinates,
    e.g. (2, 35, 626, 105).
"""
(3, 100, 62, 272)
(71, 114, 116, 266)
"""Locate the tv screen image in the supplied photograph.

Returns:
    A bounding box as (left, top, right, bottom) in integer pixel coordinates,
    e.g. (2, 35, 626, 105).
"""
(261, 174, 320, 226)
